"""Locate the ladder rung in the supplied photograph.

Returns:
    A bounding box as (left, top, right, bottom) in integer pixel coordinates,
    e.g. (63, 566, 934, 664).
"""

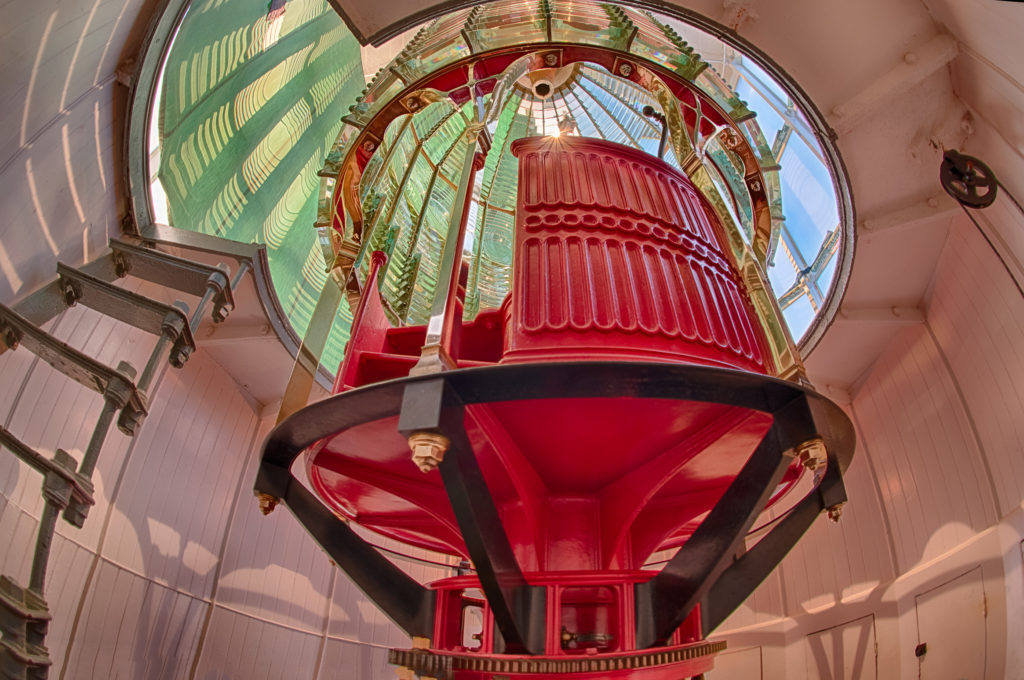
(0, 427, 94, 510)
(56, 262, 196, 353)
(0, 303, 147, 425)
(110, 238, 234, 320)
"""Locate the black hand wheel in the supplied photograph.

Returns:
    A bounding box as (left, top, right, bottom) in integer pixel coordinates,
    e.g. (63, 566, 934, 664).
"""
(940, 149, 998, 208)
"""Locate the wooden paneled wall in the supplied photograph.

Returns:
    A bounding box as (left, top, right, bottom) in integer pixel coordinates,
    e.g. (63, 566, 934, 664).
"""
(0, 297, 450, 679)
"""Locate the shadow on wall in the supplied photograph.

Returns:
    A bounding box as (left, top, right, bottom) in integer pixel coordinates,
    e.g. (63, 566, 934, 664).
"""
(0, 84, 120, 302)
(112, 375, 409, 677)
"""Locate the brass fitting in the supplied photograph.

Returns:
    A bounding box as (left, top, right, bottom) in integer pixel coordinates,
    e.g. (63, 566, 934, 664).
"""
(794, 437, 827, 471)
(408, 432, 450, 473)
(827, 503, 845, 523)
(256, 492, 278, 516)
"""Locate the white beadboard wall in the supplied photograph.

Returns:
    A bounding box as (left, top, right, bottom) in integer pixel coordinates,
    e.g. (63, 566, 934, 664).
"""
(707, 646, 763, 678)
(850, 322, 997, 571)
(0, 0, 137, 301)
(0, 300, 434, 679)
(927, 215, 1024, 516)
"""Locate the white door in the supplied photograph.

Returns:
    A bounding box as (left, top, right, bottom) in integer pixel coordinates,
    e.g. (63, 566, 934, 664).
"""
(915, 567, 987, 680)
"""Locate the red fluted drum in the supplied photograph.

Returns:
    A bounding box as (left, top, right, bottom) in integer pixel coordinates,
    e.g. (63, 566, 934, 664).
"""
(504, 137, 768, 373)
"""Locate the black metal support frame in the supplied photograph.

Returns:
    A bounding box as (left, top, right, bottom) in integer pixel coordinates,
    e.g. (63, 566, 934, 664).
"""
(699, 452, 846, 637)
(256, 386, 438, 639)
(397, 379, 546, 654)
(634, 394, 840, 647)
(256, 361, 854, 653)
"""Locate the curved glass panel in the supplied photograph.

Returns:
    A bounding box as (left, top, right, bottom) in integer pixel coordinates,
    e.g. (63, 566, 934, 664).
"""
(356, 63, 694, 328)
(653, 17, 841, 337)
(149, 0, 366, 372)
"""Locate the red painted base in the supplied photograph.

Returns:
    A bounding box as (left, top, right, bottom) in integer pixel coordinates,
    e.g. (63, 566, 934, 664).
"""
(308, 395, 802, 568)
(389, 572, 723, 680)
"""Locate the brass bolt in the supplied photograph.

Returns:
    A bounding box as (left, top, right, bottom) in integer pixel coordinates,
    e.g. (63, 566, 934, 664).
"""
(407, 432, 450, 473)
(827, 503, 844, 523)
(544, 53, 558, 66)
(618, 63, 633, 77)
(61, 281, 79, 307)
(794, 437, 827, 471)
(256, 492, 278, 516)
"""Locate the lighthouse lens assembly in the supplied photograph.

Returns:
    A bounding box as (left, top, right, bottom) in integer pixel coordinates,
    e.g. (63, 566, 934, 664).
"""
(241, 3, 856, 678)
(145, 1, 851, 365)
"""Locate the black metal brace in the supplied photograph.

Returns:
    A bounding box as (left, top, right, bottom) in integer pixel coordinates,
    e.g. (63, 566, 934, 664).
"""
(699, 451, 846, 636)
(255, 381, 437, 640)
(635, 394, 829, 647)
(397, 379, 546, 655)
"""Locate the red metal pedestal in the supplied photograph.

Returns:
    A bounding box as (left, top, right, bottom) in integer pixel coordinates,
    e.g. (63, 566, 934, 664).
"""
(256, 138, 854, 680)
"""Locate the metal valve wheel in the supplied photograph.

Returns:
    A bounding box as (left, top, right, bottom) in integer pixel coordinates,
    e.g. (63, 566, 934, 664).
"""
(940, 149, 998, 208)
